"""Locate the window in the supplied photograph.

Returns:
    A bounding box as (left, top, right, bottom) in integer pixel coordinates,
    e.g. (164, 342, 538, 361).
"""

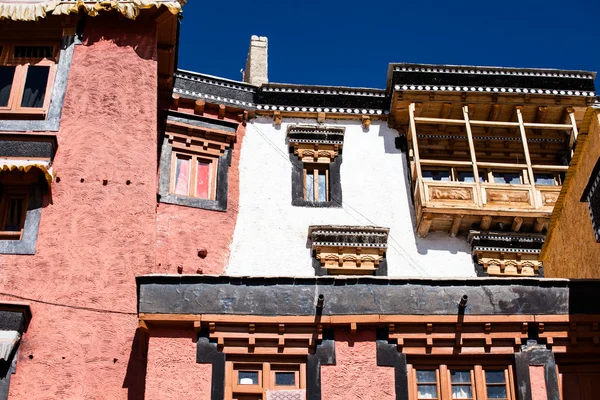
(0, 188, 28, 240)
(304, 164, 329, 202)
(0, 43, 58, 117)
(422, 169, 451, 182)
(410, 364, 514, 400)
(534, 173, 559, 186)
(226, 360, 305, 400)
(170, 151, 218, 200)
(582, 158, 600, 243)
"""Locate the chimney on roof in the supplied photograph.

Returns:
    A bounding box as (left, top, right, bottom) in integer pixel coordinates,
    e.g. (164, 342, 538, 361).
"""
(243, 35, 268, 86)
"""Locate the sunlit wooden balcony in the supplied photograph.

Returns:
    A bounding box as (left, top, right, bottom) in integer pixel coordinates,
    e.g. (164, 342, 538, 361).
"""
(404, 102, 575, 237)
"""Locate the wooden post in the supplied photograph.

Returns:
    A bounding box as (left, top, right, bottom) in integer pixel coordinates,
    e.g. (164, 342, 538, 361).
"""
(171, 93, 180, 110)
(218, 104, 226, 119)
(409, 103, 426, 206)
(462, 106, 482, 208)
(516, 107, 539, 208)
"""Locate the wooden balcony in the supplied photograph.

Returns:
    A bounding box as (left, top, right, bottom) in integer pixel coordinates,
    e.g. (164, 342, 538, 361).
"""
(404, 102, 575, 237)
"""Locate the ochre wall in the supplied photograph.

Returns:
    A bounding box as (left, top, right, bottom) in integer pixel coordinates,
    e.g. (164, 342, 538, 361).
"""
(543, 111, 600, 278)
(155, 106, 244, 275)
(0, 17, 159, 398)
(145, 329, 211, 400)
(321, 330, 396, 400)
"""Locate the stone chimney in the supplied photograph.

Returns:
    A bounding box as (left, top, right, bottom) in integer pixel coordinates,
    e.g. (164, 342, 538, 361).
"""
(243, 35, 268, 86)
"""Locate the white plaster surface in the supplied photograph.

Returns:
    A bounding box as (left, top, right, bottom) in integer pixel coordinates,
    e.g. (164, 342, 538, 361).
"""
(227, 117, 475, 277)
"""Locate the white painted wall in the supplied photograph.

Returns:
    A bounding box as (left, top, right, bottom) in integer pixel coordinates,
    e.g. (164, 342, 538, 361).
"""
(227, 117, 475, 277)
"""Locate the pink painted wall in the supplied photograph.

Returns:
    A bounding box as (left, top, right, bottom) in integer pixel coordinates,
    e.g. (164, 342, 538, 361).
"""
(529, 365, 548, 400)
(146, 329, 212, 400)
(155, 107, 245, 275)
(321, 329, 396, 400)
(0, 16, 159, 399)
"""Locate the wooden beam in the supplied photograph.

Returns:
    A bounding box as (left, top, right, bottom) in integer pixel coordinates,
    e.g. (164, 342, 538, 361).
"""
(516, 107, 538, 208)
(463, 105, 483, 208)
(480, 216, 493, 230)
(317, 112, 326, 123)
(273, 110, 282, 126)
(533, 106, 548, 135)
(533, 217, 548, 233)
(409, 103, 426, 206)
(567, 107, 579, 153)
(171, 93, 180, 110)
(417, 213, 433, 238)
(439, 103, 453, 131)
(194, 99, 205, 115)
(421, 159, 471, 167)
(450, 214, 464, 237)
(218, 104, 226, 120)
(512, 217, 523, 232)
(485, 104, 501, 134)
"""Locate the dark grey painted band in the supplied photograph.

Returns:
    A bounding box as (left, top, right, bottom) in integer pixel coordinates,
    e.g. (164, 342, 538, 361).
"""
(0, 183, 44, 255)
(137, 275, 600, 316)
(0, 138, 56, 160)
(196, 329, 225, 400)
(0, 312, 26, 333)
(0, 35, 76, 133)
(307, 329, 335, 400)
(376, 328, 409, 400)
(514, 345, 559, 400)
(158, 136, 230, 211)
(290, 154, 342, 208)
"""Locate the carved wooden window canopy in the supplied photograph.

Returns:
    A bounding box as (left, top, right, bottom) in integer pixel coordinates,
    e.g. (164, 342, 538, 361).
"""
(287, 125, 344, 164)
(468, 231, 544, 277)
(308, 225, 389, 275)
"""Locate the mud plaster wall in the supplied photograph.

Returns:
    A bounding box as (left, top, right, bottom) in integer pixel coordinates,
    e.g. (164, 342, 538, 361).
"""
(543, 113, 600, 278)
(146, 329, 212, 400)
(321, 330, 395, 400)
(155, 106, 245, 275)
(227, 117, 474, 277)
(0, 17, 158, 398)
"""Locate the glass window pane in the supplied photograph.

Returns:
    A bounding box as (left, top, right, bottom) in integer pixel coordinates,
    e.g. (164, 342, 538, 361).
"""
(487, 386, 507, 399)
(422, 170, 451, 181)
(238, 371, 259, 385)
(493, 172, 521, 184)
(417, 370, 437, 383)
(174, 156, 190, 196)
(452, 386, 473, 399)
(14, 46, 53, 58)
(485, 370, 506, 384)
(318, 170, 327, 202)
(450, 370, 471, 383)
(457, 171, 485, 183)
(417, 385, 438, 399)
(275, 372, 295, 386)
(195, 160, 210, 199)
(534, 174, 555, 186)
(3, 198, 24, 231)
(0, 66, 15, 107)
(305, 170, 314, 201)
(21, 66, 50, 108)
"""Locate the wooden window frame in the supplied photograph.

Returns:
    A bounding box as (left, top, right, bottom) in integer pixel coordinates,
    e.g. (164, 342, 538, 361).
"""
(169, 150, 219, 201)
(409, 362, 515, 400)
(0, 186, 29, 241)
(226, 359, 306, 400)
(303, 163, 329, 203)
(0, 42, 59, 117)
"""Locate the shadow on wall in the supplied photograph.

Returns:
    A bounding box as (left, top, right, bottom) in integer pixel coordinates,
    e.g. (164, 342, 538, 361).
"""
(122, 328, 149, 400)
(82, 15, 157, 61)
(415, 232, 470, 256)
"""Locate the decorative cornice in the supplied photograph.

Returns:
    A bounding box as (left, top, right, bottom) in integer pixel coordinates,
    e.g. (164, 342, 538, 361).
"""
(173, 87, 255, 108)
(393, 65, 595, 80)
(257, 104, 387, 115)
(174, 71, 257, 93)
(263, 86, 386, 97)
(393, 84, 595, 97)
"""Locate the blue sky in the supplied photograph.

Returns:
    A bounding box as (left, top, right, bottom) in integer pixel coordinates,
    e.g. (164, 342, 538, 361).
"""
(177, 0, 600, 89)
